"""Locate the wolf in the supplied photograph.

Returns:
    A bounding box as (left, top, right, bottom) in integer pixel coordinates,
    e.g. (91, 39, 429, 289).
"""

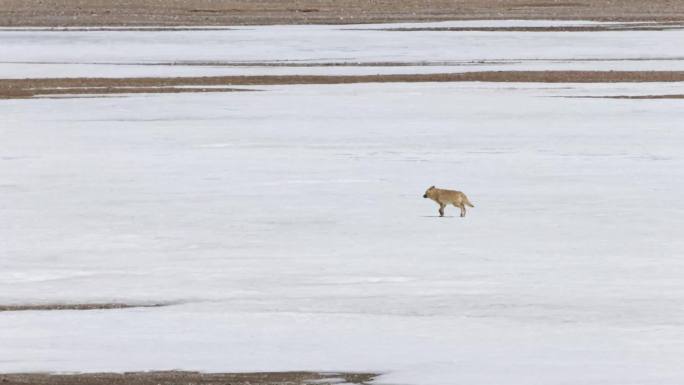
(423, 186, 474, 217)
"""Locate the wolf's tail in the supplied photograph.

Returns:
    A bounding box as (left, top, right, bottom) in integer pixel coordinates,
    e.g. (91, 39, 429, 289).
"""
(465, 197, 475, 207)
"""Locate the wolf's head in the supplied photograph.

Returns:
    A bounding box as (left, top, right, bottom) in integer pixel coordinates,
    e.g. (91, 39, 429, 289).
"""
(423, 185, 436, 199)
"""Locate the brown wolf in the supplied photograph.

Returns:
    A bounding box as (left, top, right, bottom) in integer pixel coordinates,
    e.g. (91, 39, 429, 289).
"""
(423, 186, 474, 217)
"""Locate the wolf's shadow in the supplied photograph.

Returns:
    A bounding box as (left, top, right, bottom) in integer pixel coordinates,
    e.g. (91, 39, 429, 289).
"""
(421, 215, 456, 218)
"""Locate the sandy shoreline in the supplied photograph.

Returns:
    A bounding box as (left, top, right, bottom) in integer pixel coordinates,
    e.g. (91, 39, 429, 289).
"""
(1, 0, 683, 27)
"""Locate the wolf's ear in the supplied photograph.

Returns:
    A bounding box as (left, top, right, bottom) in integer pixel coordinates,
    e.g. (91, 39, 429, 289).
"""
(430, 185, 435, 189)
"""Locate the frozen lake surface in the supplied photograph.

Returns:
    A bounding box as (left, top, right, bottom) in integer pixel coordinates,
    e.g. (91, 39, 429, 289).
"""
(2, 21, 684, 385)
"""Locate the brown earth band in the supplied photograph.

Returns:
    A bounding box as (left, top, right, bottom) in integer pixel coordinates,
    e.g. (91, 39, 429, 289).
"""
(0, 0, 683, 27)
(0, 303, 169, 311)
(3, 71, 684, 99)
(0, 371, 379, 385)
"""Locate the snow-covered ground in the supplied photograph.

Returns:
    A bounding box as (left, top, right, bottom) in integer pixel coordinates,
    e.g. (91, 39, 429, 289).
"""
(1, 20, 684, 78)
(2, 21, 684, 385)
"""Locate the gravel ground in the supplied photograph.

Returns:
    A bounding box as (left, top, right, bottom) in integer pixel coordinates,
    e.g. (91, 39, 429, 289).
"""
(0, 0, 683, 27)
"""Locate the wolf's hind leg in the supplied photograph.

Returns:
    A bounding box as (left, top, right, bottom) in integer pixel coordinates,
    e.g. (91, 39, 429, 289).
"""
(459, 204, 466, 217)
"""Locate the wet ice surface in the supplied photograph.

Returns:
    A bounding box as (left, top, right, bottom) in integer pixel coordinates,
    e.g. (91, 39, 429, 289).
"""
(1, 20, 684, 78)
(2, 21, 684, 385)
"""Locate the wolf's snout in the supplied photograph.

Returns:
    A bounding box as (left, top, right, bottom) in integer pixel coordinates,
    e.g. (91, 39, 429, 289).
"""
(423, 194, 427, 198)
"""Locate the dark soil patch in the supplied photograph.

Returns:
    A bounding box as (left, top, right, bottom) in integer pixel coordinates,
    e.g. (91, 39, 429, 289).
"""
(0, 303, 169, 312)
(3, 71, 684, 99)
(0, 371, 378, 385)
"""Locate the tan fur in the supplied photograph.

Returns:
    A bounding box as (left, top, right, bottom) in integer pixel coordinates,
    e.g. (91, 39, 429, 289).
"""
(423, 185, 474, 217)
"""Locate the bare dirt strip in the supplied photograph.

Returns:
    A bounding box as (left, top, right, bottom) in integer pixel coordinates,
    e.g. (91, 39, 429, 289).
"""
(3, 23, 684, 32)
(0, 303, 169, 312)
(0, 371, 378, 385)
(1, 0, 683, 27)
(3, 71, 684, 100)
